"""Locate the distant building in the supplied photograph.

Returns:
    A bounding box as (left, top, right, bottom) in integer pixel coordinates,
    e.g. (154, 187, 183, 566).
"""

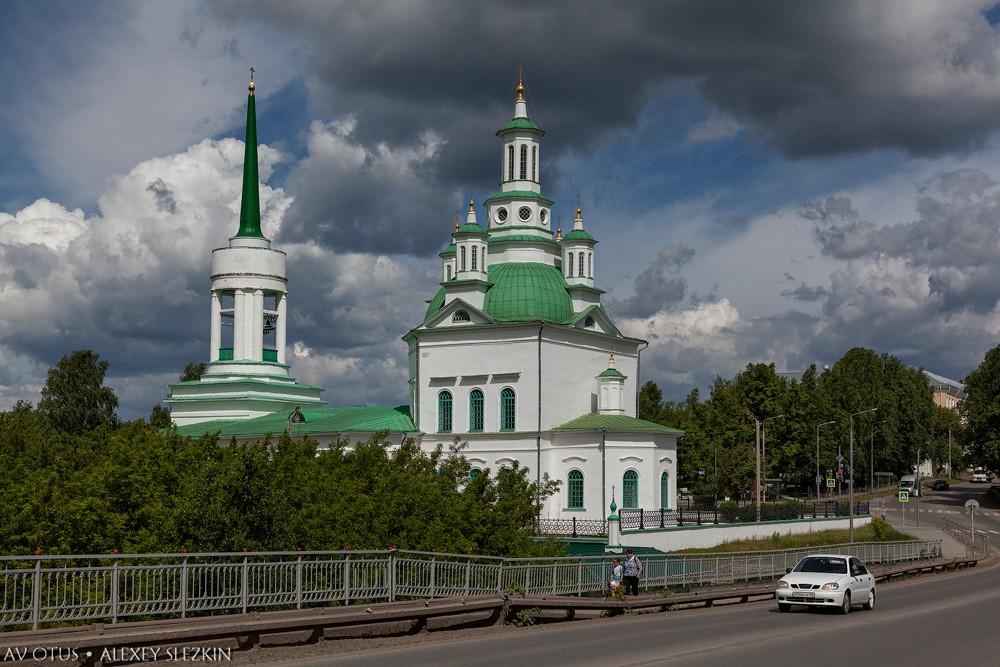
(171, 73, 682, 521)
(923, 370, 965, 411)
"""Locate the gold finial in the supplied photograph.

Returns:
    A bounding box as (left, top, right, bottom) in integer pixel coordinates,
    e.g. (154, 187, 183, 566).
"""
(468, 197, 475, 213)
(516, 65, 525, 102)
(249, 67, 255, 96)
(609, 352, 615, 367)
(556, 226, 562, 239)
(455, 210, 460, 231)
(576, 193, 582, 219)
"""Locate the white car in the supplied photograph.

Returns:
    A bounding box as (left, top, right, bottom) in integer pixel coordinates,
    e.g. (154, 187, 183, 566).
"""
(775, 554, 876, 614)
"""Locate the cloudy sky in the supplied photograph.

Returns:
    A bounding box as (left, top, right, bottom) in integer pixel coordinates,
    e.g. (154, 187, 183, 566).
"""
(4, 0, 1000, 419)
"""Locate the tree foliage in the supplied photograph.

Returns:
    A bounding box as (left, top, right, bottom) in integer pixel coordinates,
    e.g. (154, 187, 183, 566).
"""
(37, 350, 118, 434)
(638, 347, 945, 500)
(960, 343, 1000, 470)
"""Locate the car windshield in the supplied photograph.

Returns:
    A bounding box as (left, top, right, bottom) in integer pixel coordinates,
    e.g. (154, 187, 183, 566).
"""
(793, 557, 847, 574)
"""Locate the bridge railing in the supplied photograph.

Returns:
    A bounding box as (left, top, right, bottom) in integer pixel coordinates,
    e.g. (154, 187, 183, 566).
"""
(0, 539, 939, 631)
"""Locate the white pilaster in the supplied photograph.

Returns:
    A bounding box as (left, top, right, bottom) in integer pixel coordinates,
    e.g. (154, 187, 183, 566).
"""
(252, 289, 264, 360)
(210, 290, 221, 362)
(233, 289, 246, 359)
(276, 292, 287, 364)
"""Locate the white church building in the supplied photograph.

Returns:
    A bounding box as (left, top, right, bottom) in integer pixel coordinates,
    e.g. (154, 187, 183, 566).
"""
(171, 73, 682, 521)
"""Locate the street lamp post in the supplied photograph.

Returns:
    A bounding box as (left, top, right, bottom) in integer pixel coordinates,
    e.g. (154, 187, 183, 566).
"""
(870, 420, 886, 491)
(755, 414, 784, 521)
(850, 408, 878, 542)
(816, 420, 836, 500)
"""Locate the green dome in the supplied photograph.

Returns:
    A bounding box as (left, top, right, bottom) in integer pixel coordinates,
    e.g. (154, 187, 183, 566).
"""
(455, 223, 488, 235)
(483, 263, 574, 323)
(562, 229, 596, 242)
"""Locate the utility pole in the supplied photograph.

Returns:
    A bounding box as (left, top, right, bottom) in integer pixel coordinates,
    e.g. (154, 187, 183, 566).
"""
(850, 407, 878, 542)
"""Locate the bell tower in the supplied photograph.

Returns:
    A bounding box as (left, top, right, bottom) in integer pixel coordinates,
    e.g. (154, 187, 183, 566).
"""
(166, 72, 324, 425)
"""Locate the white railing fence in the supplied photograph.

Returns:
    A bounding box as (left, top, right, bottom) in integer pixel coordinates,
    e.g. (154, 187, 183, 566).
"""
(0, 540, 940, 630)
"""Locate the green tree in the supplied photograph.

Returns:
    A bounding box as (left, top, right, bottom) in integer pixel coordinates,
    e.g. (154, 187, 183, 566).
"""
(960, 344, 1000, 471)
(148, 404, 172, 429)
(38, 350, 118, 434)
(180, 362, 207, 382)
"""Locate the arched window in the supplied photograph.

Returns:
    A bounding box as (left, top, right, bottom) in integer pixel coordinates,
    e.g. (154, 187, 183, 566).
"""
(469, 389, 484, 431)
(469, 467, 482, 481)
(660, 471, 670, 510)
(460, 246, 466, 271)
(519, 145, 527, 180)
(446, 265, 452, 281)
(623, 470, 639, 509)
(588, 253, 593, 278)
(532, 146, 537, 181)
(507, 145, 514, 181)
(578, 252, 585, 277)
(567, 252, 574, 277)
(500, 388, 516, 431)
(438, 391, 452, 433)
(471, 246, 478, 271)
(567, 470, 584, 509)
(452, 310, 470, 323)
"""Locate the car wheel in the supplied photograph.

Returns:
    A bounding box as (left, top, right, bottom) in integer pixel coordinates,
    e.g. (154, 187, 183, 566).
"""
(863, 588, 875, 610)
(778, 603, 791, 613)
(839, 591, 851, 615)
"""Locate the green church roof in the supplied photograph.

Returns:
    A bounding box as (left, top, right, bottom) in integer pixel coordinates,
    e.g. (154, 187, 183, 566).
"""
(552, 413, 684, 434)
(562, 229, 596, 243)
(455, 223, 488, 235)
(175, 405, 417, 439)
(497, 117, 544, 135)
(598, 367, 625, 378)
(483, 262, 574, 323)
(236, 78, 263, 238)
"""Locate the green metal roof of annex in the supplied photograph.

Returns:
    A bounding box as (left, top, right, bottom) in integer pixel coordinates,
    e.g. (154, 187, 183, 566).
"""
(552, 413, 684, 434)
(174, 405, 417, 439)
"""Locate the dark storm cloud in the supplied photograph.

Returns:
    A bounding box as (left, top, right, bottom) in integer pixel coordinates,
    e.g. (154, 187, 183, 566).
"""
(214, 1, 1000, 256)
(610, 245, 695, 318)
(781, 282, 829, 302)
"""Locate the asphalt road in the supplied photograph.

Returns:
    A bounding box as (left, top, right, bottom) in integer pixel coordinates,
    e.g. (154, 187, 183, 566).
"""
(260, 485, 999, 667)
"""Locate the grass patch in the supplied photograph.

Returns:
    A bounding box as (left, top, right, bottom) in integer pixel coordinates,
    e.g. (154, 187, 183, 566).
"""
(666, 520, 915, 554)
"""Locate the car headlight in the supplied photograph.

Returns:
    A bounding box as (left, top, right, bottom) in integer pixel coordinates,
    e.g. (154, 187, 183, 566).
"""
(821, 582, 840, 590)
(777, 581, 789, 589)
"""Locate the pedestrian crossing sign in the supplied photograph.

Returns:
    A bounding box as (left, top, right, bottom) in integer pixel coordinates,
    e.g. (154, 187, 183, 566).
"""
(898, 490, 909, 503)
(826, 478, 835, 488)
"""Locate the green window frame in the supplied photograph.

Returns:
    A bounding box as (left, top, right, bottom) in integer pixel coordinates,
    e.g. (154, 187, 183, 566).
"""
(469, 467, 482, 481)
(567, 470, 584, 509)
(519, 145, 527, 180)
(623, 470, 639, 509)
(507, 145, 514, 181)
(568, 252, 574, 277)
(469, 389, 484, 432)
(438, 390, 452, 433)
(500, 388, 516, 431)
(460, 246, 466, 271)
(660, 471, 670, 510)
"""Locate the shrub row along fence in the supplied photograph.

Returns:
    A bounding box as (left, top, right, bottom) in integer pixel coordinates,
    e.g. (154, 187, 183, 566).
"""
(0, 539, 937, 631)
(538, 500, 871, 536)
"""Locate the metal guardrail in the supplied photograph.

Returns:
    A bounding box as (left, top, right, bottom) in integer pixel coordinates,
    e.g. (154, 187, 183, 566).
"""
(942, 517, 991, 558)
(0, 540, 940, 631)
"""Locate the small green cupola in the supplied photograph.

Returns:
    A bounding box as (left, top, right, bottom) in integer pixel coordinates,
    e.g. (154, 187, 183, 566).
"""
(597, 352, 627, 415)
(236, 71, 264, 239)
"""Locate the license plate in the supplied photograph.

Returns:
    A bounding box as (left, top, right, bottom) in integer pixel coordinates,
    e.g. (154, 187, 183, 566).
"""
(791, 591, 815, 598)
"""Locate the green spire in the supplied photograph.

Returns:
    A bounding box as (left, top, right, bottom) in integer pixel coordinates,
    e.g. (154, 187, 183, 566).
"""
(236, 71, 263, 238)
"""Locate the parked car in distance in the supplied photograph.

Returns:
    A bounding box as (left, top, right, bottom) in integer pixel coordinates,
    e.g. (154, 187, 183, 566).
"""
(931, 479, 949, 491)
(775, 554, 876, 614)
(973, 467, 988, 483)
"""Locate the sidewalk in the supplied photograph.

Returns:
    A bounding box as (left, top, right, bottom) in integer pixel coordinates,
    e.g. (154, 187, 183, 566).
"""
(880, 506, 970, 559)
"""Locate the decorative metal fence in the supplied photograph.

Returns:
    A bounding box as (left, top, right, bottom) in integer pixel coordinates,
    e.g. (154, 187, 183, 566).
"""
(539, 500, 870, 534)
(942, 517, 990, 558)
(0, 539, 938, 631)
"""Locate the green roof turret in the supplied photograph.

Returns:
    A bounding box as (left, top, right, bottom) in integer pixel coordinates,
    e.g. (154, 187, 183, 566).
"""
(236, 71, 263, 238)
